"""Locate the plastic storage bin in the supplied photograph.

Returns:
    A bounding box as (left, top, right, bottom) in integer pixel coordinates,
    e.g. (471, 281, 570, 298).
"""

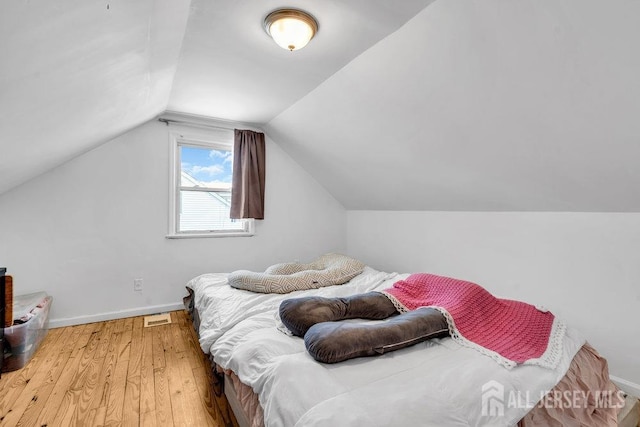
(2, 293, 52, 372)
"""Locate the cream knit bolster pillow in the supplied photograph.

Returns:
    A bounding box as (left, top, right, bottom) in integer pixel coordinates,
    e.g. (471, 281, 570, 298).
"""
(228, 253, 365, 294)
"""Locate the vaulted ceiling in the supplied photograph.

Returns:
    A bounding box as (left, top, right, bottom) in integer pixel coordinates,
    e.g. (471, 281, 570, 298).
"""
(0, 0, 433, 195)
(266, 0, 640, 211)
(1, 0, 639, 211)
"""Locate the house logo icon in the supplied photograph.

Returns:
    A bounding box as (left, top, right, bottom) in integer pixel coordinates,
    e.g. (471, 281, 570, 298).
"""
(481, 380, 505, 416)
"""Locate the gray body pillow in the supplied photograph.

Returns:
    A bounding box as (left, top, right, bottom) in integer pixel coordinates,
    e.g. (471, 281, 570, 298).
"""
(304, 307, 449, 364)
(279, 292, 398, 337)
(280, 291, 450, 364)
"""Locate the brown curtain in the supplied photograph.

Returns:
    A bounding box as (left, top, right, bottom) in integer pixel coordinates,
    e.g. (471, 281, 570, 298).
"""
(230, 129, 266, 219)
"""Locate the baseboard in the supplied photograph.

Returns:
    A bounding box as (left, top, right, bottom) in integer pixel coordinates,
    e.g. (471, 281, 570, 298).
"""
(49, 302, 186, 329)
(611, 376, 640, 399)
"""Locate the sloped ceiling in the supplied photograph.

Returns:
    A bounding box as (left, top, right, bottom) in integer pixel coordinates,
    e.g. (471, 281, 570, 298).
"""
(0, 0, 434, 195)
(0, 0, 191, 195)
(2, 0, 639, 211)
(266, 0, 640, 211)
(168, 0, 437, 123)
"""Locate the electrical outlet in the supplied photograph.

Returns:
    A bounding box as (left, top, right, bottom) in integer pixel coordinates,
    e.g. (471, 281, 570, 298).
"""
(134, 278, 143, 292)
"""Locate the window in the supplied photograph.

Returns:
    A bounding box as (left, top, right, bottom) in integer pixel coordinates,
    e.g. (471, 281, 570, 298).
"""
(168, 128, 254, 238)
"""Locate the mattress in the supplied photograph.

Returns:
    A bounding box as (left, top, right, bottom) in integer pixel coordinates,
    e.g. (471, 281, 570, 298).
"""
(185, 267, 624, 427)
(218, 348, 630, 427)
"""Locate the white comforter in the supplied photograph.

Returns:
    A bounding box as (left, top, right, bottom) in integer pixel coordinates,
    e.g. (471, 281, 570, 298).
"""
(187, 267, 585, 427)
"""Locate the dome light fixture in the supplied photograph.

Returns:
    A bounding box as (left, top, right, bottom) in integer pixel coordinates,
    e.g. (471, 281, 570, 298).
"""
(264, 8, 318, 51)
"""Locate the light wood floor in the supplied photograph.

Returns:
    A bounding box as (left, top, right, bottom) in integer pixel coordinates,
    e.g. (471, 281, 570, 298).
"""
(0, 310, 239, 427)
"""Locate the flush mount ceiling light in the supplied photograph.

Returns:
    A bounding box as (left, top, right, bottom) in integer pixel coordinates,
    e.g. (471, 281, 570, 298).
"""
(264, 8, 318, 51)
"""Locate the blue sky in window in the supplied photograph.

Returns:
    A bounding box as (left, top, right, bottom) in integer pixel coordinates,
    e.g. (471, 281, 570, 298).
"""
(181, 146, 232, 187)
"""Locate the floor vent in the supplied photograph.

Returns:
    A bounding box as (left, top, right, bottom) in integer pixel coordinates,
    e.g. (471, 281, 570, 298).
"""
(143, 313, 172, 328)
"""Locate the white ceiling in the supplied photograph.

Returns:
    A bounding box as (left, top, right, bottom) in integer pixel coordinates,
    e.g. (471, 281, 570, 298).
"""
(2, 0, 639, 211)
(168, 0, 436, 123)
(266, 0, 640, 211)
(0, 0, 433, 195)
(0, 0, 191, 195)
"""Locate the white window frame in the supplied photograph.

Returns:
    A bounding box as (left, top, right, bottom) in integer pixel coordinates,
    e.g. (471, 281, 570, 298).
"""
(166, 128, 254, 239)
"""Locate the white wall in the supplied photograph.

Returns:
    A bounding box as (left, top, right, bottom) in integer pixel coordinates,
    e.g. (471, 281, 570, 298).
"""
(0, 120, 346, 325)
(347, 210, 640, 387)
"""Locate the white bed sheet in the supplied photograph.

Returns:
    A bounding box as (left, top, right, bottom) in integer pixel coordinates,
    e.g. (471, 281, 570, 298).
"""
(187, 267, 585, 427)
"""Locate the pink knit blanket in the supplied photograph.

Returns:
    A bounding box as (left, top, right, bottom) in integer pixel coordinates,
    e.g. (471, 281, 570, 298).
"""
(381, 273, 566, 369)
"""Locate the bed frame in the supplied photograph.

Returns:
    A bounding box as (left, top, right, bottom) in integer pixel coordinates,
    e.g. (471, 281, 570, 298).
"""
(224, 375, 252, 427)
(620, 395, 640, 427)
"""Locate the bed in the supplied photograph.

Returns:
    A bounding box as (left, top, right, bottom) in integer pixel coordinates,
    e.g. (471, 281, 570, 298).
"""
(184, 265, 638, 427)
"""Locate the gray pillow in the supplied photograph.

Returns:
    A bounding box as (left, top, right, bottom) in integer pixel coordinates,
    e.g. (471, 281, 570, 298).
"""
(304, 307, 449, 364)
(279, 292, 398, 337)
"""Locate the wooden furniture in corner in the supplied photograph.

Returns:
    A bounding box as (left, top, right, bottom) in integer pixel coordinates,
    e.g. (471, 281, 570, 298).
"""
(4, 275, 12, 328)
(0, 268, 5, 377)
(0, 270, 10, 377)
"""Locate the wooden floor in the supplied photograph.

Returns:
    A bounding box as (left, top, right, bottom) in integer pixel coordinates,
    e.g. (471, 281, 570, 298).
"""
(0, 310, 239, 427)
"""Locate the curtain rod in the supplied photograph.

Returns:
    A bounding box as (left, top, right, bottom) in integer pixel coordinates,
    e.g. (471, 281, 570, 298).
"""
(158, 117, 236, 131)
